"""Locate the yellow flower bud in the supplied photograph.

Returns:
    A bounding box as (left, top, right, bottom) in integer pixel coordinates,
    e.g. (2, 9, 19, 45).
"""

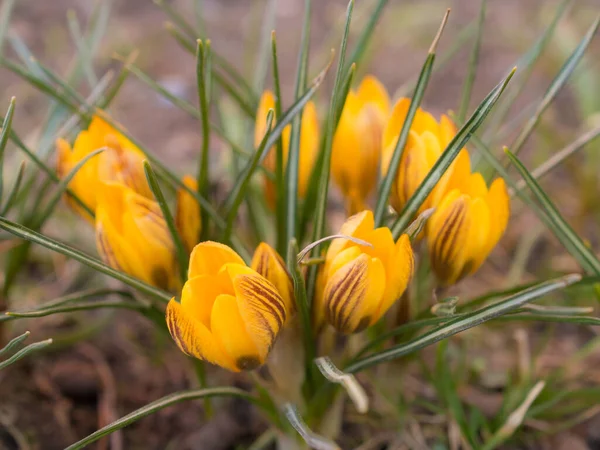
(166, 241, 290, 372)
(175, 175, 202, 254)
(427, 174, 510, 285)
(251, 242, 295, 316)
(95, 181, 179, 291)
(314, 210, 414, 334)
(56, 115, 150, 222)
(255, 91, 320, 208)
(332, 75, 390, 214)
(381, 100, 471, 213)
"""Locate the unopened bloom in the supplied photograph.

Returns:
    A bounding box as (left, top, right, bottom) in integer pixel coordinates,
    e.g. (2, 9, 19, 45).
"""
(251, 242, 295, 315)
(314, 210, 414, 334)
(427, 174, 509, 285)
(254, 91, 320, 207)
(166, 241, 289, 372)
(332, 75, 390, 214)
(56, 115, 150, 221)
(175, 175, 201, 254)
(380, 99, 471, 213)
(96, 181, 179, 291)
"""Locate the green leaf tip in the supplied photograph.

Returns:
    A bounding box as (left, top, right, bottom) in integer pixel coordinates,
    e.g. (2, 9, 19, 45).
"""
(429, 8, 451, 54)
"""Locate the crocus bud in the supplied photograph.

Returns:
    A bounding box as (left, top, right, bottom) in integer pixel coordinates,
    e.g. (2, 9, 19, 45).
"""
(255, 90, 320, 208)
(56, 115, 149, 221)
(95, 181, 179, 291)
(251, 242, 295, 315)
(175, 175, 202, 254)
(427, 175, 510, 285)
(332, 75, 390, 214)
(380, 100, 471, 213)
(166, 241, 290, 372)
(314, 210, 414, 334)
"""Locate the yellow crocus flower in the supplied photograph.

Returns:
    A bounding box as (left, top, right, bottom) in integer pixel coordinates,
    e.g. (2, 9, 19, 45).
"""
(254, 91, 320, 208)
(251, 242, 295, 316)
(314, 210, 414, 334)
(332, 75, 390, 214)
(96, 181, 179, 291)
(166, 241, 289, 372)
(380, 99, 471, 213)
(175, 175, 202, 254)
(56, 115, 150, 221)
(427, 174, 510, 285)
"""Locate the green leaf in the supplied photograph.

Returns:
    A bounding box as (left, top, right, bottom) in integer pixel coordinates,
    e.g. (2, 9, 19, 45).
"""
(374, 9, 450, 226)
(143, 160, 189, 282)
(344, 0, 388, 72)
(1, 160, 25, 215)
(223, 109, 274, 242)
(509, 15, 600, 158)
(345, 274, 580, 373)
(0, 0, 16, 55)
(457, 0, 486, 122)
(0, 331, 30, 356)
(0, 216, 172, 303)
(285, 0, 312, 253)
(0, 96, 16, 202)
(196, 39, 211, 241)
(5, 300, 148, 319)
(390, 67, 516, 237)
(0, 336, 53, 370)
(505, 149, 600, 274)
(64, 387, 264, 450)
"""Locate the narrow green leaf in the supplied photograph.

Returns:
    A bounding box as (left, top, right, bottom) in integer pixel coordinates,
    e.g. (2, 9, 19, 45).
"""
(374, 9, 450, 226)
(5, 300, 147, 319)
(0, 331, 30, 357)
(0, 160, 25, 215)
(0, 216, 172, 303)
(0, 0, 16, 55)
(0, 337, 53, 370)
(510, 15, 600, 158)
(505, 149, 600, 274)
(390, 67, 516, 237)
(196, 39, 211, 240)
(0, 97, 16, 202)
(223, 110, 274, 242)
(345, 274, 580, 373)
(67, 10, 98, 87)
(457, 0, 486, 122)
(64, 387, 264, 450)
(143, 160, 188, 281)
(345, 0, 388, 72)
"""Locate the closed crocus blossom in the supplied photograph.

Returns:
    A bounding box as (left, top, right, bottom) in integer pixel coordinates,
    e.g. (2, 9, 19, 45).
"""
(251, 242, 295, 316)
(254, 90, 320, 207)
(427, 174, 510, 285)
(380, 99, 471, 213)
(332, 76, 390, 214)
(175, 175, 201, 254)
(314, 210, 414, 334)
(166, 242, 289, 372)
(57, 115, 150, 221)
(96, 181, 179, 291)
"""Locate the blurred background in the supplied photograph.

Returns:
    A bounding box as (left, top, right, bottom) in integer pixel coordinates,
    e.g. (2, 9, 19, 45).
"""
(1, 0, 600, 449)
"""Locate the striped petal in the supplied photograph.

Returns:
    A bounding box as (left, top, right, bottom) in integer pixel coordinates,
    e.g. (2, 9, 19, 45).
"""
(251, 242, 295, 315)
(176, 175, 202, 253)
(188, 241, 245, 279)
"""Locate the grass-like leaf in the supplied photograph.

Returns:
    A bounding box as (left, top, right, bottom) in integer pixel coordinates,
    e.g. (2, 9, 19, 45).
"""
(143, 160, 189, 282)
(0, 97, 16, 202)
(345, 0, 388, 72)
(64, 387, 264, 450)
(390, 67, 516, 237)
(374, 9, 450, 226)
(345, 274, 580, 373)
(0, 160, 24, 215)
(196, 39, 211, 240)
(5, 300, 148, 319)
(0, 331, 30, 356)
(0, 336, 53, 370)
(0, 0, 16, 55)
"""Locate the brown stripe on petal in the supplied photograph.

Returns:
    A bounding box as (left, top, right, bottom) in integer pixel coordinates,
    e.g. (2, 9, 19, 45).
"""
(438, 203, 467, 265)
(326, 260, 367, 333)
(327, 260, 362, 321)
(237, 276, 286, 333)
(431, 203, 462, 265)
(401, 153, 413, 205)
(96, 225, 122, 271)
(166, 306, 192, 356)
(337, 276, 367, 333)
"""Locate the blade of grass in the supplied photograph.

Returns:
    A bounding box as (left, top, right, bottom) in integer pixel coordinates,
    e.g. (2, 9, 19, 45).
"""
(143, 161, 188, 282)
(390, 67, 516, 237)
(0, 160, 25, 215)
(0, 97, 16, 202)
(345, 0, 388, 72)
(345, 274, 580, 373)
(374, 9, 450, 226)
(64, 387, 265, 450)
(0, 0, 16, 55)
(0, 216, 172, 303)
(506, 148, 600, 274)
(223, 110, 274, 242)
(457, 0, 486, 122)
(509, 15, 600, 158)
(0, 331, 30, 356)
(5, 300, 148, 318)
(285, 0, 312, 254)
(0, 337, 53, 370)
(196, 39, 211, 240)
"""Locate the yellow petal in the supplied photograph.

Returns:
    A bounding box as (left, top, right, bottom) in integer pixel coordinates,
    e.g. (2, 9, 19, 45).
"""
(211, 293, 263, 371)
(323, 253, 385, 334)
(439, 114, 457, 148)
(356, 75, 390, 115)
(166, 298, 236, 371)
(396, 131, 431, 210)
(382, 98, 410, 154)
(97, 142, 151, 198)
(298, 101, 320, 198)
(176, 175, 202, 253)
(188, 241, 245, 279)
(255, 90, 276, 148)
(483, 177, 510, 258)
(462, 197, 491, 276)
(180, 273, 233, 328)
(251, 242, 295, 315)
(325, 210, 375, 261)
